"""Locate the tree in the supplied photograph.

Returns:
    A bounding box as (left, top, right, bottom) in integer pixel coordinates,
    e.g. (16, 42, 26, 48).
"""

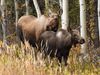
(0, 0, 7, 46)
(60, 0, 69, 29)
(25, 0, 29, 15)
(44, 0, 48, 12)
(59, 0, 63, 26)
(14, 0, 18, 36)
(93, 0, 99, 48)
(98, 0, 100, 40)
(32, 0, 41, 18)
(86, 0, 99, 48)
(79, 0, 87, 54)
(69, 0, 80, 27)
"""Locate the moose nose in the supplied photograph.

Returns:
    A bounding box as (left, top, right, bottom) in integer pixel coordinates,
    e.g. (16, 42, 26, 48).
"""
(80, 39, 85, 44)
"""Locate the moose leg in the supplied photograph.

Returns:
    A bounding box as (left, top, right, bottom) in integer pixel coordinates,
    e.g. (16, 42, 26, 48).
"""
(17, 27, 24, 44)
(63, 49, 71, 65)
(63, 55, 68, 65)
(29, 37, 36, 47)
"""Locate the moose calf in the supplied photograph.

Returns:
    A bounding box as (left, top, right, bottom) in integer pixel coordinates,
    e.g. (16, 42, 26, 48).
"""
(39, 28, 85, 65)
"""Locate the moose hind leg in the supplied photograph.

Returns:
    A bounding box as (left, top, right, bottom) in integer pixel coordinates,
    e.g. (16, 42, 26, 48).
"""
(17, 27, 24, 44)
(29, 37, 36, 47)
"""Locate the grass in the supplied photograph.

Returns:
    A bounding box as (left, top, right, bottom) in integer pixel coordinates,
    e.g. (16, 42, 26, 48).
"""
(0, 41, 99, 75)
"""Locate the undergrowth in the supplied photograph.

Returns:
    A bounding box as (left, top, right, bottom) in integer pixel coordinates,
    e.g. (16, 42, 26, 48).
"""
(0, 41, 99, 75)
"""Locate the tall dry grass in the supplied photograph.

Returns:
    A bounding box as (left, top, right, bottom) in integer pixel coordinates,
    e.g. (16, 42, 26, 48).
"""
(0, 41, 99, 75)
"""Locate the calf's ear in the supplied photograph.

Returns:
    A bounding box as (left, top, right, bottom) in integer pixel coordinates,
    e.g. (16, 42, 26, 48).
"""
(67, 26, 72, 33)
(48, 9, 53, 17)
(58, 8, 63, 15)
(75, 26, 81, 30)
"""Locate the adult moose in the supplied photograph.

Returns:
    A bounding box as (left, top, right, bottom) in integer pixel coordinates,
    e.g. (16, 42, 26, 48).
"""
(17, 9, 62, 47)
(39, 27, 85, 65)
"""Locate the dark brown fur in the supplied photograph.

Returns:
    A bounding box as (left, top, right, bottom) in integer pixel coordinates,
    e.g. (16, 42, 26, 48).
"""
(39, 29, 85, 65)
(17, 14, 59, 47)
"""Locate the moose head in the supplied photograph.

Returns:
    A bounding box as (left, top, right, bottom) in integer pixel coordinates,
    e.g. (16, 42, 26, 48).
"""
(46, 9, 63, 32)
(67, 26, 85, 46)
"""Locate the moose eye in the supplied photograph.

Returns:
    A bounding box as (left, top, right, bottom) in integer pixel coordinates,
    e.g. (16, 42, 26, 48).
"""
(73, 34, 77, 37)
(73, 35, 78, 39)
(46, 26, 50, 30)
(51, 15, 55, 18)
(46, 26, 52, 31)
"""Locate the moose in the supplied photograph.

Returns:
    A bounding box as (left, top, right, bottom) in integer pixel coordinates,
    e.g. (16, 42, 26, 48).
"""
(17, 10, 62, 47)
(38, 27, 85, 65)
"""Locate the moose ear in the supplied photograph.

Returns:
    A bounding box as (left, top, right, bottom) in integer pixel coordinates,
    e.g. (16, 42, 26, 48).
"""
(58, 8, 63, 15)
(48, 9, 52, 17)
(67, 26, 72, 33)
(75, 26, 81, 30)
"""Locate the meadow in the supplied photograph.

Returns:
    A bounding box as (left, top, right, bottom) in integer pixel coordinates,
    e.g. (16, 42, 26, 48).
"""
(0, 41, 99, 75)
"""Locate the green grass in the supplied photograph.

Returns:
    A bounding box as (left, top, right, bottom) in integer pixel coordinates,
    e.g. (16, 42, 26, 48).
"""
(0, 42, 99, 75)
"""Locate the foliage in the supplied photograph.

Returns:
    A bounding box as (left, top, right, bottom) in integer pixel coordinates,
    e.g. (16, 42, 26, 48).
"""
(69, 0, 80, 28)
(0, 41, 99, 75)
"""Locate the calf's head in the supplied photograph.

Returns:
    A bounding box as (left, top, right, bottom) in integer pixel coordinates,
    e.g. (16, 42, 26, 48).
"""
(67, 27, 85, 46)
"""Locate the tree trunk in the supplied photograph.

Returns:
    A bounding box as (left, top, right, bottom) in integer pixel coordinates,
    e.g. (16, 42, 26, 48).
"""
(25, 0, 29, 15)
(59, 0, 63, 26)
(33, 0, 41, 18)
(93, 0, 99, 48)
(0, 0, 7, 46)
(98, 0, 100, 40)
(86, 0, 99, 48)
(14, 0, 19, 41)
(79, 0, 87, 54)
(61, 0, 69, 29)
(59, 0, 63, 8)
